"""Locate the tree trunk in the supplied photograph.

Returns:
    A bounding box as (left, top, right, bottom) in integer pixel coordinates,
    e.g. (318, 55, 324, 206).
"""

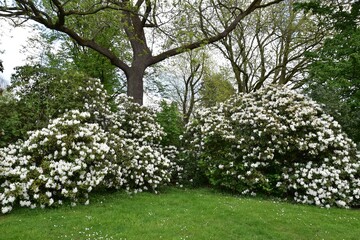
(127, 66, 145, 105)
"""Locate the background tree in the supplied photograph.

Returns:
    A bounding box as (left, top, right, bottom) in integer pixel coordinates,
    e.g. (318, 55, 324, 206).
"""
(164, 49, 209, 124)
(302, 0, 360, 146)
(162, 48, 234, 123)
(156, 101, 184, 148)
(0, 18, 3, 74)
(0, 67, 99, 147)
(0, 60, 4, 95)
(200, 69, 236, 107)
(26, 30, 126, 95)
(0, 75, 5, 96)
(207, 0, 325, 93)
(0, 0, 283, 104)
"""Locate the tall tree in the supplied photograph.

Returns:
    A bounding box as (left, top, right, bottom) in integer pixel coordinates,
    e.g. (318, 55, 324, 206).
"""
(0, 0, 283, 104)
(208, 0, 325, 92)
(0, 59, 4, 95)
(27, 30, 126, 94)
(302, 0, 360, 145)
(164, 49, 209, 124)
(163, 48, 235, 122)
(0, 74, 5, 95)
(200, 68, 235, 107)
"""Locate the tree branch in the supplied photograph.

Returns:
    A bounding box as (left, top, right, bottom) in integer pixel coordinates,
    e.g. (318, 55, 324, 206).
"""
(149, 0, 284, 66)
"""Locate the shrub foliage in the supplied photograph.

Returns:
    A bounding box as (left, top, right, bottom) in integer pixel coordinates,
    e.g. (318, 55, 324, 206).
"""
(0, 77, 178, 214)
(183, 85, 360, 208)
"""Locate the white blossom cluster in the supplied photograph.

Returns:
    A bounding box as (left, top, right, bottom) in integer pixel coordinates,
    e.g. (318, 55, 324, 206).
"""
(0, 78, 178, 214)
(104, 94, 180, 193)
(184, 85, 360, 208)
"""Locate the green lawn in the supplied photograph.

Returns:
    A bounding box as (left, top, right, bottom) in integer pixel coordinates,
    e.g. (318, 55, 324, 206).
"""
(0, 188, 359, 240)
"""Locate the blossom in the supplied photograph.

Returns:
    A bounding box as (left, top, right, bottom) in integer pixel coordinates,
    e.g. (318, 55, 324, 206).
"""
(0, 85, 179, 214)
(183, 85, 360, 208)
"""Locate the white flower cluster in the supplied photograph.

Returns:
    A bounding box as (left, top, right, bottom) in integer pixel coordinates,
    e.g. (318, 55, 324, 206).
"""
(184, 85, 360, 208)
(103, 94, 180, 193)
(0, 78, 178, 214)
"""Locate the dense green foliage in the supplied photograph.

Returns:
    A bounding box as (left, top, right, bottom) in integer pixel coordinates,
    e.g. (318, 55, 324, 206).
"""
(200, 71, 235, 107)
(0, 67, 97, 147)
(303, 1, 360, 146)
(39, 30, 125, 94)
(183, 85, 360, 208)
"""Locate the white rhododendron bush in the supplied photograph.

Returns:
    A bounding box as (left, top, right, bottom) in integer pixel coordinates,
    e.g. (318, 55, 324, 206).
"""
(0, 77, 178, 214)
(184, 85, 360, 208)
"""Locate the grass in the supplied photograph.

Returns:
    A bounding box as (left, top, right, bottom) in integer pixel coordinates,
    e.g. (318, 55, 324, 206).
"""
(0, 187, 359, 240)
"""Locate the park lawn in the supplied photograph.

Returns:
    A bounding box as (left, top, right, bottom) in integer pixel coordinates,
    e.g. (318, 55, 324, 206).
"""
(0, 187, 359, 240)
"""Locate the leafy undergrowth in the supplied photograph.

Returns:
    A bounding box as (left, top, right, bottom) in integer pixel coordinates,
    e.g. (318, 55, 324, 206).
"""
(0, 188, 359, 240)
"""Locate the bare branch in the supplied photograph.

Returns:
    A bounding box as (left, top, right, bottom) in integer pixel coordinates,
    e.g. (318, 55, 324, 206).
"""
(150, 0, 284, 66)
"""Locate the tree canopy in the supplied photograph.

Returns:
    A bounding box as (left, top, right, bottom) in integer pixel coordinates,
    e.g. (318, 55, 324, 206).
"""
(0, 0, 283, 104)
(303, 0, 360, 145)
(213, 0, 325, 93)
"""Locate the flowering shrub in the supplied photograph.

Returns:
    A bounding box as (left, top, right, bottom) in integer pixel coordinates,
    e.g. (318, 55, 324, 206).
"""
(183, 85, 360, 208)
(0, 78, 179, 214)
(0, 111, 110, 213)
(104, 94, 179, 193)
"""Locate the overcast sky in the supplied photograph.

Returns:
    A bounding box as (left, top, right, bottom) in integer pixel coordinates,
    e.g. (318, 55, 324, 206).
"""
(0, 21, 36, 83)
